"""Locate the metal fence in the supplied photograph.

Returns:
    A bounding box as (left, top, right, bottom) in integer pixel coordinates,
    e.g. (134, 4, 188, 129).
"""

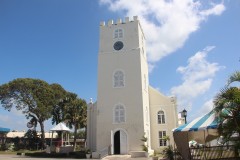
(189, 145, 239, 160)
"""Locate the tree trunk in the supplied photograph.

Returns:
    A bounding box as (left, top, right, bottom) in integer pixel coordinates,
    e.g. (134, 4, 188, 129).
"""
(39, 121, 46, 149)
(73, 123, 77, 151)
(235, 134, 240, 158)
(84, 125, 87, 144)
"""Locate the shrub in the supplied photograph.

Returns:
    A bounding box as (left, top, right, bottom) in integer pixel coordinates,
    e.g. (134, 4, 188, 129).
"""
(162, 145, 174, 160)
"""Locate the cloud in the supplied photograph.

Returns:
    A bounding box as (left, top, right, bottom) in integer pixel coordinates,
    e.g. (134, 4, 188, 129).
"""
(189, 99, 214, 120)
(200, 99, 214, 114)
(170, 46, 224, 111)
(99, 0, 225, 70)
(186, 98, 214, 121)
(200, 2, 226, 16)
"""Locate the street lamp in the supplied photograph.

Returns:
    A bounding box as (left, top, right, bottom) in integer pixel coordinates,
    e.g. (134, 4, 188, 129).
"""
(181, 109, 187, 124)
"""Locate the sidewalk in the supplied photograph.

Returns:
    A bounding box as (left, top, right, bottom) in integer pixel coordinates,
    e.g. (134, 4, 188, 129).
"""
(102, 155, 151, 160)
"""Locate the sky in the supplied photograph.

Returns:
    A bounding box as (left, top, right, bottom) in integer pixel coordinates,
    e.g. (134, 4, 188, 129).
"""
(0, 0, 239, 131)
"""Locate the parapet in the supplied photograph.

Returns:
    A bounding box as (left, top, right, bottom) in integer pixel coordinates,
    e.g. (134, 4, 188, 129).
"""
(100, 16, 138, 27)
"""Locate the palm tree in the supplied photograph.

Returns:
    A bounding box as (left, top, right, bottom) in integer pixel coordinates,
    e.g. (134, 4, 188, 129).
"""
(214, 71, 240, 157)
(227, 71, 240, 85)
(64, 93, 87, 151)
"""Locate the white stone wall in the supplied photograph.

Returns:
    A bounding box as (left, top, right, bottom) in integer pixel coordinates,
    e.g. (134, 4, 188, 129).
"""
(96, 17, 149, 153)
(149, 86, 178, 150)
(87, 101, 97, 151)
(87, 16, 178, 155)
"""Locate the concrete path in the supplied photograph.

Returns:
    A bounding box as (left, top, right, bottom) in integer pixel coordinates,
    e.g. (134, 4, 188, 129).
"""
(102, 155, 151, 160)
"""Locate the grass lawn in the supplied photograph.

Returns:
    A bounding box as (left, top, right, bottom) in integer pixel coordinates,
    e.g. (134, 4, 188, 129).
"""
(0, 151, 16, 154)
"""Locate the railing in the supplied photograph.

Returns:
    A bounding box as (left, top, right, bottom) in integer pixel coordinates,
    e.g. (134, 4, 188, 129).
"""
(190, 145, 239, 160)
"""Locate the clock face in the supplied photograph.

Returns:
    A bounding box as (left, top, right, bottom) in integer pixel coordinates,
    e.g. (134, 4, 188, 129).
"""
(113, 41, 124, 51)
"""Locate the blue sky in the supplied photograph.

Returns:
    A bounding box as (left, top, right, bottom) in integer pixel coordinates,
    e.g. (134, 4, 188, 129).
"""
(0, 0, 239, 131)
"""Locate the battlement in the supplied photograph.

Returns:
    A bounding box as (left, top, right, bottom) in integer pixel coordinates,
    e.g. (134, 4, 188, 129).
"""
(100, 16, 138, 27)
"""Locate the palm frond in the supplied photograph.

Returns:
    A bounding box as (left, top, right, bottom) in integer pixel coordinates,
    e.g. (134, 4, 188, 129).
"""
(227, 71, 240, 85)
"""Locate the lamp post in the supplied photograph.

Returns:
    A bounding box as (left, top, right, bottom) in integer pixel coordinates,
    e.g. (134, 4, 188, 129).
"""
(181, 109, 187, 124)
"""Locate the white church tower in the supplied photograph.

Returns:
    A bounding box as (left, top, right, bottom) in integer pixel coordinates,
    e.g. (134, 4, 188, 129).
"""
(87, 16, 178, 157)
(96, 16, 150, 154)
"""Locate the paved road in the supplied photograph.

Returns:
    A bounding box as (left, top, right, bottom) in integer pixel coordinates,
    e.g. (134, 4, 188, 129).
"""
(0, 154, 151, 160)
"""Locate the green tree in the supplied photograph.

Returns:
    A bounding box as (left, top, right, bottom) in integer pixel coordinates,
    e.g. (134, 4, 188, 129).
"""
(24, 129, 40, 150)
(50, 83, 68, 125)
(0, 78, 65, 149)
(227, 71, 240, 85)
(69, 129, 86, 139)
(64, 93, 87, 151)
(214, 71, 240, 157)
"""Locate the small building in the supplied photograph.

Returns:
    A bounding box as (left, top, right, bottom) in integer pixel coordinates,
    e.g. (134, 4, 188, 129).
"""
(6, 130, 58, 139)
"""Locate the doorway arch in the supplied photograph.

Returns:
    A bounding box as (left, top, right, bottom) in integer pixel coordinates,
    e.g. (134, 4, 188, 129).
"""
(113, 129, 128, 154)
(114, 130, 120, 154)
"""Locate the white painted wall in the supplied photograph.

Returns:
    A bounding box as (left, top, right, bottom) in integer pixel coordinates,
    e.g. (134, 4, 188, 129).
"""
(149, 86, 178, 150)
(87, 101, 97, 151)
(96, 17, 149, 153)
(87, 16, 178, 154)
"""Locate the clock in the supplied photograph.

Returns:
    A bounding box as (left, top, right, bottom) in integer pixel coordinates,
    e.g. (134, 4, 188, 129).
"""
(113, 41, 124, 51)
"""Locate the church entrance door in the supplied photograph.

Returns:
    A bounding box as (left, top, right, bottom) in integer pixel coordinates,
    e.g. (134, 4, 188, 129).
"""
(113, 129, 127, 154)
(114, 131, 120, 154)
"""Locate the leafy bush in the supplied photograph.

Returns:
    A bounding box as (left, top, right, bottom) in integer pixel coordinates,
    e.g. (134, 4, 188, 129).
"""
(25, 152, 68, 158)
(162, 145, 174, 160)
(24, 129, 41, 150)
(141, 135, 148, 152)
(0, 143, 8, 151)
(71, 151, 86, 158)
(23, 151, 86, 158)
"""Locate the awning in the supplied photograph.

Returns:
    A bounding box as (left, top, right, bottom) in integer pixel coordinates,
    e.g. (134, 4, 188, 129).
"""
(0, 127, 10, 133)
(172, 111, 220, 160)
(50, 122, 71, 132)
(173, 111, 218, 132)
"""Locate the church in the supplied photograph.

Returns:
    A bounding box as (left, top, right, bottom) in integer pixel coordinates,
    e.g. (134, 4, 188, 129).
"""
(87, 16, 178, 156)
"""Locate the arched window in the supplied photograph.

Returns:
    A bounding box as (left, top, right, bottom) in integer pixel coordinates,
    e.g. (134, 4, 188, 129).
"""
(158, 110, 165, 124)
(114, 28, 123, 39)
(113, 70, 124, 88)
(114, 104, 125, 123)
